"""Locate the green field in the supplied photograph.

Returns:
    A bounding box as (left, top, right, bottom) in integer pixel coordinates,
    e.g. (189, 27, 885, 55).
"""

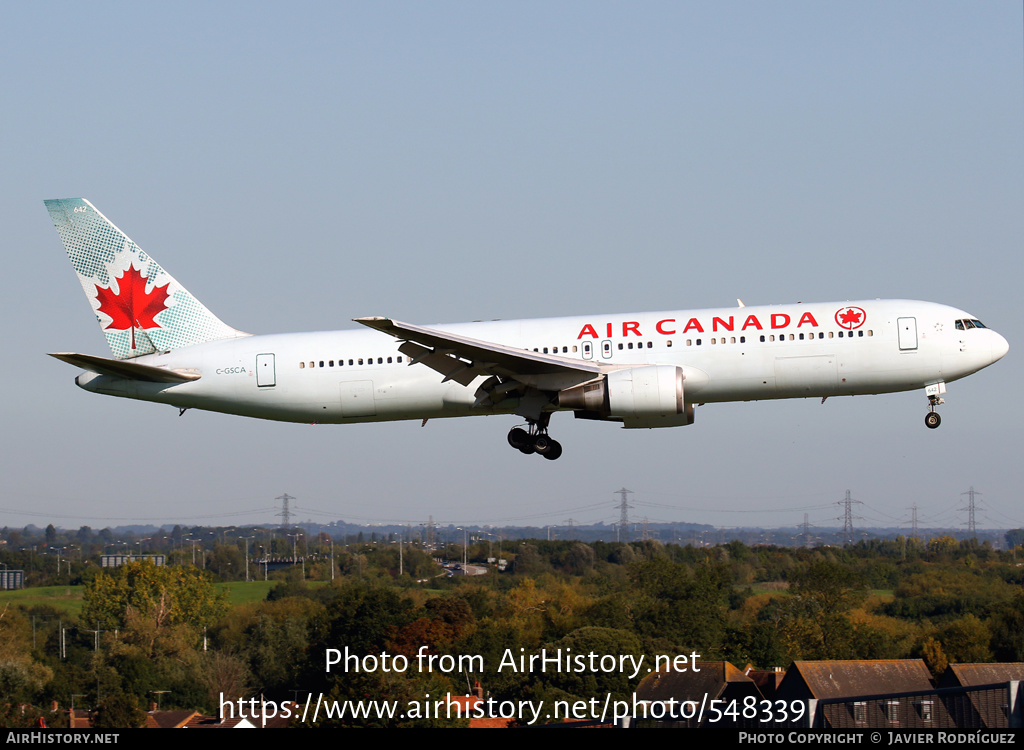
(217, 579, 277, 605)
(0, 579, 285, 617)
(0, 585, 86, 617)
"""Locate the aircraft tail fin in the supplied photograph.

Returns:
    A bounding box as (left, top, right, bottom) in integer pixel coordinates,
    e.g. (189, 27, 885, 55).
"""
(45, 198, 247, 359)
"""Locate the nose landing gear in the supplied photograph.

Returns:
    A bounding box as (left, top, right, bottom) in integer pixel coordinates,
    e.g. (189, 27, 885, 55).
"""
(924, 382, 946, 429)
(507, 417, 563, 460)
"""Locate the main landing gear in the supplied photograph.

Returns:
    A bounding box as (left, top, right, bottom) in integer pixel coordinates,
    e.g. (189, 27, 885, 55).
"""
(924, 381, 946, 429)
(507, 416, 563, 460)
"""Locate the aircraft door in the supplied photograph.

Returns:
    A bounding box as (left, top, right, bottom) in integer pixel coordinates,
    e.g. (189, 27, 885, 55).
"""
(256, 353, 276, 387)
(897, 318, 918, 351)
(582, 341, 593, 360)
(601, 340, 613, 359)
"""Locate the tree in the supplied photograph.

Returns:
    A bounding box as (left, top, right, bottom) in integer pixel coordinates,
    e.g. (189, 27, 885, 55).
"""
(537, 627, 643, 701)
(928, 536, 958, 557)
(785, 560, 867, 658)
(564, 543, 596, 575)
(920, 637, 949, 677)
(92, 692, 146, 729)
(81, 561, 226, 655)
(937, 614, 992, 663)
(207, 544, 245, 581)
(1005, 529, 1024, 549)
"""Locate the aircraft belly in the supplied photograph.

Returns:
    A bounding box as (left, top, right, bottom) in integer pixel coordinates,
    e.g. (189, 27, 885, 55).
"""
(339, 380, 375, 417)
(774, 354, 838, 396)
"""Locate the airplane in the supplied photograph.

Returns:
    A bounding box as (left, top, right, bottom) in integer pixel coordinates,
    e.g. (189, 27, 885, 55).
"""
(45, 198, 1009, 461)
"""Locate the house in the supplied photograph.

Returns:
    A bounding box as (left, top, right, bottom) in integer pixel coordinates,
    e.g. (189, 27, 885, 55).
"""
(938, 663, 1024, 728)
(776, 660, 948, 728)
(633, 660, 762, 727)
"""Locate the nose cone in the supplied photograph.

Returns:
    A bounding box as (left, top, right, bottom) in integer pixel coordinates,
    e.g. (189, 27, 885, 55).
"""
(991, 331, 1009, 363)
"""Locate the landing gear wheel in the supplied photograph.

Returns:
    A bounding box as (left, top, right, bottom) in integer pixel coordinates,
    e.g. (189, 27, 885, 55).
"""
(507, 427, 531, 449)
(541, 439, 563, 460)
(925, 412, 941, 429)
(507, 416, 561, 458)
(533, 434, 553, 455)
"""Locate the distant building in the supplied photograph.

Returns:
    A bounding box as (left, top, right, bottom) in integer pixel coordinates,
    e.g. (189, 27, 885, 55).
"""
(100, 554, 165, 568)
(0, 570, 24, 589)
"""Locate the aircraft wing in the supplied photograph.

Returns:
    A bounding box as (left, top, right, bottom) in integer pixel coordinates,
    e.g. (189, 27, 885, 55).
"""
(49, 352, 201, 383)
(353, 316, 601, 390)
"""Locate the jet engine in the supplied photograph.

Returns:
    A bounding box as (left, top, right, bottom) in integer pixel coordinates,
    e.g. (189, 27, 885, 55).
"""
(558, 365, 694, 428)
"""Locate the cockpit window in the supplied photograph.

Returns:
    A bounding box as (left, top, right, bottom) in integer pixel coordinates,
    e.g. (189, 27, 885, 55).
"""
(955, 318, 988, 331)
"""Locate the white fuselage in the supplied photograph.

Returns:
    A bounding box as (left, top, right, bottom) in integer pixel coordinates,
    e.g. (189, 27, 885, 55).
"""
(74, 299, 1008, 427)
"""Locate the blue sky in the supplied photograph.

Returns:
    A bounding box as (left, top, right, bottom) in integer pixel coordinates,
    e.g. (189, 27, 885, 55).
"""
(2, 2, 1021, 534)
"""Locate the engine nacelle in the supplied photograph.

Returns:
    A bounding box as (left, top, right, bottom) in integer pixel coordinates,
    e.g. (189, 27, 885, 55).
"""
(559, 365, 694, 428)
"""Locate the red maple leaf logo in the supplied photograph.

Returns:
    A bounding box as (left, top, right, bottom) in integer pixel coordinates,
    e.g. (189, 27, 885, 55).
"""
(835, 306, 866, 330)
(94, 265, 170, 349)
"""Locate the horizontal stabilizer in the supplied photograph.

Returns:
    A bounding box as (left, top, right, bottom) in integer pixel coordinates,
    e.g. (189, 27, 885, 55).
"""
(48, 352, 201, 383)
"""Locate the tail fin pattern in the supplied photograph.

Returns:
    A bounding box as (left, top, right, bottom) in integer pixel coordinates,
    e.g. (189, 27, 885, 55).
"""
(45, 198, 246, 359)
